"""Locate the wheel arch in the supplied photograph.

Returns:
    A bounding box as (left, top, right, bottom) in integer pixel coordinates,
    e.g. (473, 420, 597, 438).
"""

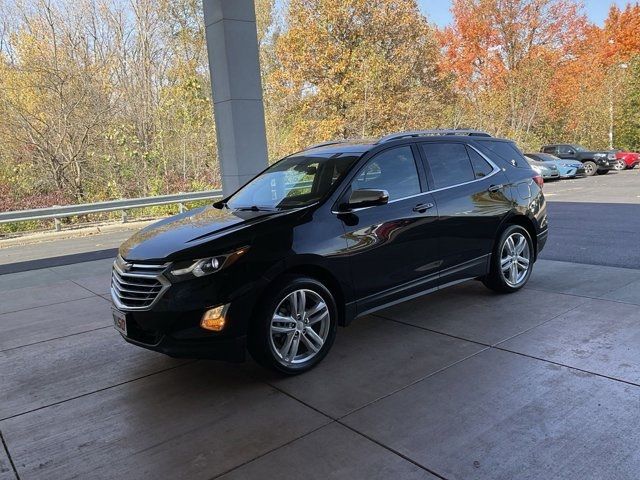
(498, 214, 539, 260)
(253, 257, 353, 328)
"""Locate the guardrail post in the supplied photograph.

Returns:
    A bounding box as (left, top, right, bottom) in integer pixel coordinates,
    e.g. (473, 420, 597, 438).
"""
(121, 210, 129, 223)
(54, 218, 61, 232)
(178, 203, 185, 213)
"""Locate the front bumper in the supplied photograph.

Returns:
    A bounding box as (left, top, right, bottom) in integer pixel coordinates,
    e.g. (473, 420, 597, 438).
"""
(121, 329, 246, 362)
(596, 159, 615, 170)
(558, 165, 584, 177)
(110, 271, 264, 361)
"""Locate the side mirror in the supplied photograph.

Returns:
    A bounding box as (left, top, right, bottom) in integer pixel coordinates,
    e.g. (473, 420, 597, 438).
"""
(347, 189, 389, 209)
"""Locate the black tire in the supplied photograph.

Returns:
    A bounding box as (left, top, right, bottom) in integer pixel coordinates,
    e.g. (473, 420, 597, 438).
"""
(583, 161, 597, 176)
(248, 275, 338, 375)
(482, 225, 534, 294)
(596, 169, 609, 175)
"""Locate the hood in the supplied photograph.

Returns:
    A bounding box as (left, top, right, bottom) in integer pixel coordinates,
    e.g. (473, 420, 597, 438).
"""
(119, 205, 291, 261)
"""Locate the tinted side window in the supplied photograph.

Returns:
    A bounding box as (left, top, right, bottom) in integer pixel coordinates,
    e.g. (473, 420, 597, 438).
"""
(421, 143, 475, 189)
(558, 145, 574, 154)
(351, 146, 420, 201)
(542, 146, 556, 154)
(466, 146, 494, 178)
(478, 140, 528, 168)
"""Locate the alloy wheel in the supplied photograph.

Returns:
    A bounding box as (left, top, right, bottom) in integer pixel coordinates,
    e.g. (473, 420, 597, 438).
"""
(614, 160, 625, 171)
(500, 232, 531, 287)
(269, 289, 330, 366)
(583, 162, 596, 175)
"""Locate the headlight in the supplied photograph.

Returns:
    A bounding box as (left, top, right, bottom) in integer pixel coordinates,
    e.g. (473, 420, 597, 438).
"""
(561, 163, 572, 167)
(608, 153, 616, 160)
(169, 246, 249, 279)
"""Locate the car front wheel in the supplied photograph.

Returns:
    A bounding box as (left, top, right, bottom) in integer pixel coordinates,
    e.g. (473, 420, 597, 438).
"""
(248, 275, 337, 374)
(583, 161, 597, 176)
(613, 160, 626, 171)
(483, 225, 534, 293)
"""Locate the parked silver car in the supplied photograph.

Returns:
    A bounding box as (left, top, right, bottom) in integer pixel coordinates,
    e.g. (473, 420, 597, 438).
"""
(525, 155, 560, 180)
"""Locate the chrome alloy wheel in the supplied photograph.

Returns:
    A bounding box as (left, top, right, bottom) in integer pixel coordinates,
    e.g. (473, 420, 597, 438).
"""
(614, 160, 625, 171)
(500, 232, 531, 288)
(269, 289, 330, 366)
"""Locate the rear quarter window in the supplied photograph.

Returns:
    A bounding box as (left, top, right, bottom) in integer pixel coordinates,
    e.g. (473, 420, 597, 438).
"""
(476, 140, 529, 168)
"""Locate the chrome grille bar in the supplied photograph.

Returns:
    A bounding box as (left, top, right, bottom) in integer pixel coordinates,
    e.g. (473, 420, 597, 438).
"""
(111, 255, 170, 311)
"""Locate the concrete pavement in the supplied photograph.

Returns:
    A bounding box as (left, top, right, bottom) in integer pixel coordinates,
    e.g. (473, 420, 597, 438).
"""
(1, 258, 640, 479)
(1, 168, 640, 479)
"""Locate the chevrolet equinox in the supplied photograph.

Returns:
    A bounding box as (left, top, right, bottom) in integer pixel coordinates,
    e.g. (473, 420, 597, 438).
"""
(112, 130, 548, 374)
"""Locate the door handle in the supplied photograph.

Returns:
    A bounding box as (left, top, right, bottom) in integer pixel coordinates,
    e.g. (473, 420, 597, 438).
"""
(413, 203, 434, 213)
(488, 184, 503, 193)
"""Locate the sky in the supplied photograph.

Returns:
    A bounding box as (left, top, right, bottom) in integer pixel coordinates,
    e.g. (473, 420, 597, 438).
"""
(418, 0, 631, 27)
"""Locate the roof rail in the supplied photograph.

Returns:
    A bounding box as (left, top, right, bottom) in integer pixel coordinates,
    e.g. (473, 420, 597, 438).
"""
(377, 129, 492, 144)
(306, 140, 347, 150)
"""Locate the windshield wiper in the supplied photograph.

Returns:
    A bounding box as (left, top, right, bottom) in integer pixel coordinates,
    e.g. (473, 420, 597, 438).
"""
(234, 205, 274, 212)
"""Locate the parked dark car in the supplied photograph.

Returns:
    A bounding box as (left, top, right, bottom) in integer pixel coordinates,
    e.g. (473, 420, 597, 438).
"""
(540, 144, 615, 176)
(112, 130, 548, 374)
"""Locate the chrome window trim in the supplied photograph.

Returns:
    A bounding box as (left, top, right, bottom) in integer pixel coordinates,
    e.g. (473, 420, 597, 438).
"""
(424, 143, 501, 194)
(332, 143, 502, 214)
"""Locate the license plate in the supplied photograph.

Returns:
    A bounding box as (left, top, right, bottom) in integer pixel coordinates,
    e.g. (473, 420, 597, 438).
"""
(112, 309, 128, 336)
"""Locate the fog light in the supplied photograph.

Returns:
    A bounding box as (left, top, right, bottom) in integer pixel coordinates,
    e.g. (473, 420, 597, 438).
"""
(201, 305, 228, 331)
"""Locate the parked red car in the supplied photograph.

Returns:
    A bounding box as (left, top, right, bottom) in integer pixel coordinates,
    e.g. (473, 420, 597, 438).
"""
(614, 150, 640, 170)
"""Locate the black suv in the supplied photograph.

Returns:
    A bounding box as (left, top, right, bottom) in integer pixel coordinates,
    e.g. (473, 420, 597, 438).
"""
(540, 144, 616, 176)
(112, 130, 548, 374)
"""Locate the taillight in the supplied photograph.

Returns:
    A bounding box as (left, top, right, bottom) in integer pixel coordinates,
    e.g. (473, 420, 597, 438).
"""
(532, 175, 544, 188)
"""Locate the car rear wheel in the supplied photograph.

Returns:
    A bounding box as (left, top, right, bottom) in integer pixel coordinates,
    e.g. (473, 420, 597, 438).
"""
(583, 161, 597, 176)
(614, 160, 626, 171)
(248, 275, 337, 374)
(482, 225, 533, 293)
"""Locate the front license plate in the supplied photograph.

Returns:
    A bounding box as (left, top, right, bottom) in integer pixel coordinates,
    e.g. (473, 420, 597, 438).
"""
(112, 309, 128, 336)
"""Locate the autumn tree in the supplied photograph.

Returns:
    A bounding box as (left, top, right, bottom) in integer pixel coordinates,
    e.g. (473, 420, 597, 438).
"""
(439, 0, 588, 147)
(264, 0, 451, 157)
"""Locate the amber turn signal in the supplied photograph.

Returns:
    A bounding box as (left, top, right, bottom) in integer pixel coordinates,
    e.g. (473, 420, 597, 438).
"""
(200, 305, 227, 331)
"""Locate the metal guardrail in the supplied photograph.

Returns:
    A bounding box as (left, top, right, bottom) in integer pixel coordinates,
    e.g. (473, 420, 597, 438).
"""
(0, 190, 223, 231)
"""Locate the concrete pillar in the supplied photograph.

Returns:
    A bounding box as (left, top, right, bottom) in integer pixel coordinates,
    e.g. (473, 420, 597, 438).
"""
(203, 0, 269, 196)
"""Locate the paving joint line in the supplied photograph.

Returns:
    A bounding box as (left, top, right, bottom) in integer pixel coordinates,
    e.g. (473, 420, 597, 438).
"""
(0, 429, 20, 480)
(526, 286, 640, 306)
(375, 308, 640, 391)
(0, 294, 97, 317)
(0, 325, 112, 354)
(338, 347, 490, 420)
(68, 278, 110, 298)
(0, 360, 198, 422)
(493, 346, 640, 390)
(336, 420, 449, 480)
(208, 422, 332, 479)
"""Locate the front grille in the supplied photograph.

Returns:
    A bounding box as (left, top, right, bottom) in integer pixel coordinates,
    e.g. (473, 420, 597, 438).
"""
(111, 256, 170, 310)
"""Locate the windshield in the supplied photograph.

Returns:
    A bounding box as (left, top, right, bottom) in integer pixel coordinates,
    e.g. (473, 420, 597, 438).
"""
(226, 153, 360, 210)
(574, 145, 588, 152)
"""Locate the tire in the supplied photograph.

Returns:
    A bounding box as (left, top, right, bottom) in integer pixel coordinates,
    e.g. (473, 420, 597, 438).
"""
(248, 275, 337, 375)
(613, 160, 626, 171)
(597, 169, 609, 175)
(583, 161, 597, 176)
(482, 225, 534, 294)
